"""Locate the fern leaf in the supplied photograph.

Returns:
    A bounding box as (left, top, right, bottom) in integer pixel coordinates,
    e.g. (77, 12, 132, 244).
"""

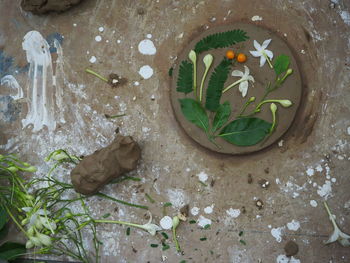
(205, 58, 232, 112)
(194, 29, 249, 54)
(176, 60, 193, 94)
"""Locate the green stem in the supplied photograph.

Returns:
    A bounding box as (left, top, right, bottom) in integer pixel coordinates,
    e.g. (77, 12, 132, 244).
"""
(94, 219, 145, 231)
(95, 192, 148, 210)
(105, 113, 126, 119)
(172, 227, 181, 252)
(324, 201, 338, 228)
(222, 78, 244, 93)
(85, 69, 108, 82)
(199, 67, 210, 102)
(270, 107, 277, 133)
(255, 99, 283, 113)
(263, 52, 273, 69)
(237, 99, 255, 117)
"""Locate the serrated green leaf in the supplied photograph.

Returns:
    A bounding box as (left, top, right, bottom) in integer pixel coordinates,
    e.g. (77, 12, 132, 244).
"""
(194, 29, 249, 54)
(274, 55, 290, 76)
(205, 58, 231, 112)
(212, 101, 231, 133)
(0, 242, 26, 260)
(179, 98, 209, 132)
(176, 60, 193, 94)
(219, 117, 272, 146)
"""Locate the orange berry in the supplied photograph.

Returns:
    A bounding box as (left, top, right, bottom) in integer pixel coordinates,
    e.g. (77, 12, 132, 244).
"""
(226, 50, 235, 60)
(237, 53, 247, 63)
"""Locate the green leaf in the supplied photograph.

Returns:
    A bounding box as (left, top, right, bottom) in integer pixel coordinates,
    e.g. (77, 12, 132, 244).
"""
(212, 101, 231, 133)
(176, 60, 193, 94)
(0, 207, 8, 231)
(194, 29, 249, 54)
(219, 118, 272, 146)
(205, 58, 231, 112)
(274, 55, 290, 76)
(0, 242, 26, 260)
(179, 98, 209, 132)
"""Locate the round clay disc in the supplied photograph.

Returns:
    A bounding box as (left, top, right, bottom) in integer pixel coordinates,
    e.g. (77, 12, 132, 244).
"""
(170, 23, 302, 154)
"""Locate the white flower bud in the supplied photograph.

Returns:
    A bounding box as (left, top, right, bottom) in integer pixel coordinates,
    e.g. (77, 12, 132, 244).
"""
(203, 54, 213, 68)
(279, 100, 292, 107)
(37, 233, 52, 247)
(26, 240, 34, 249)
(188, 50, 197, 63)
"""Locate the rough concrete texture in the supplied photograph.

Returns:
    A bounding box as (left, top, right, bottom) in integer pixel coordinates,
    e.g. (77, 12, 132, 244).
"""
(0, 0, 349, 262)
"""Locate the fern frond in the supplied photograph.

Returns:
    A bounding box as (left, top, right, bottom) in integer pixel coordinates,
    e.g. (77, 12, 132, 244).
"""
(205, 58, 232, 112)
(176, 60, 193, 94)
(194, 29, 249, 54)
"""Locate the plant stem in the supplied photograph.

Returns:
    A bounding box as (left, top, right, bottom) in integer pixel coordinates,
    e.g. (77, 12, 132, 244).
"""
(85, 69, 108, 82)
(324, 201, 338, 228)
(193, 63, 197, 100)
(263, 52, 273, 69)
(105, 113, 126, 119)
(222, 79, 244, 93)
(199, 67, 210, 102)
(94, 219, 145, 231)
(95, 192, 148, 210)
(172, 227, 181, 252)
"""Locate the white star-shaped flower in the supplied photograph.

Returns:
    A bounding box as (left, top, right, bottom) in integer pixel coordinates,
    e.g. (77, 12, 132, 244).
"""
(225, 66, 255, 97)
(250, 39, 274, 68)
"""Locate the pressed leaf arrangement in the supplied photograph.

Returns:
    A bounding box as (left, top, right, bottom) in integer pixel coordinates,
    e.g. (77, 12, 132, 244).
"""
(176, 29, 294, 148)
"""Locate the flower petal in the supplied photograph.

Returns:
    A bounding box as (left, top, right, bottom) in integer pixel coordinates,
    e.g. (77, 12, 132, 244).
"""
(259, 56, 267, 67)
(339, 237, 350, 247)
(265, 49, 274, 59)
(248, 75, 255, 83)
(324, 230, 339, 244)
(339, 231, 350, 240)
(253, 40, 262, 51)
(231, 70, 244, 77)
(243, 65, 250, 76)
(262, 39, 272, 49)
(239, 81, 249, 98)
(22, 207, 32, 213)
(249, 50, 261, 57)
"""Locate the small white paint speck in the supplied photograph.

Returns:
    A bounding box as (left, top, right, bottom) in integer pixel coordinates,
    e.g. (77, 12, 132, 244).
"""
(95, 35, 102, 42)
(306, 168, 314, 176)
(185, 168, 190, 172)
(197, 171, 208, 183)
(160, 216, 173, 230)
(251, 15, 263, 21)
(132, 96, 136, 101)
(117, 39, 121, 44)
(331, 178, 337, 183)
(204, 205, 214, 214)
(138, 65, 154, 79)
(268, 225, 272, 229)
(73, 23, 77, 27)
(278, 140, 284, 147)
(106, 40, 109, 43)
(283, 33, 288, 37)
(150, 95, 155, 100)
(134, 81, 140, 86)
(226, 208, 240, 218)
(138, 39, 156, 55)
(310, 200, 318, 207)
(347, 127, 350, 135)
(276, 255, 300, 263)
(271, 227, 285, 242)
(316, 164, 323, 172)
(317, 180, 332, 199)
(86, 50, 90, 54)
(313, 182, 317, 187)
(287, 220, 300, 231)
(197, 215, 212, 228)
(89, 56, 97, 63)
(326, 175, 331, 180)
(191, 207, 200, 216)
(301, 49, 306, 54)
(98, 26, 104, 32)
(146, 34, 152, 39)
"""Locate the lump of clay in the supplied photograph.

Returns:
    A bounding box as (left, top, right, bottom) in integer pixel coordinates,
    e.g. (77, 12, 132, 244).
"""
(71, 136, 141, 195)
(21, 0, 84, 15)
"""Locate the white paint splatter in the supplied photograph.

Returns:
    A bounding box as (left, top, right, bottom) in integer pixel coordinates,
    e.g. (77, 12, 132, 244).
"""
(306, 168, 314, 176)
(98, 27, 104, 32)
(138, 65, 153, 79)
(0, 75, 24, 100)
(317, 180, 332, 199)
(166, 189, 188, 209)
(89, 56, 97, 63)
(276, 255, 301, 263)
(340, 10, 350, 26)
(73, 23, 77, 27)
(278, 140, 284, 147)
(271, 227, 285, 242)
(190, 207, 200, 216)
(287, 220, 300, 231)
(95, 35, 102, 42)
(310, 200, 318, 207)
(133, 81, 140, 86)
(251, 15, 263, 21)
(138, 39, 156, 55)
(160, 216, 173, 229)
(197, 215, 211, 228)
(226, 208, 240, 218)
(315, 164, 323, 172)
(347, 126, 350, 135)
(197, 171, 208, 183)
(22, 31, 58, 131)
(117, 39, 121, 44)
(204, 205, 214, 214)
(146, 34, 152, 39)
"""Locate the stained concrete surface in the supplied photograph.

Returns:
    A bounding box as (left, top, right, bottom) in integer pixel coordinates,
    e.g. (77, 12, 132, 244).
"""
(0, 0, 350, 262)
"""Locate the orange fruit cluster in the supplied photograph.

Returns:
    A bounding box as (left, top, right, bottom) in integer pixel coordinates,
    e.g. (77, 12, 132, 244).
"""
(225, 50, 247, 63)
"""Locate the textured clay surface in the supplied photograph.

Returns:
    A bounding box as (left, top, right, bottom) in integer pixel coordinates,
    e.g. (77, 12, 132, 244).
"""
(71, 136, 141, 195)
(21, 0, 84, 14)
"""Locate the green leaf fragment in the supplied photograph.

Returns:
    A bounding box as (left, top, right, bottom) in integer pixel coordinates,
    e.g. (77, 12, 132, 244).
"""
(163, 202, 172, 207)
(200, 237, 207, 241)
(205, 58, 232, 112)
(168, 67, 174, 77)
(126, 227, 131, 236)
(204, 224, 211, 229)
(179, 98, 209, 132)
(212, 101, 231, 133)
(0, 242, 26, 260)
(150, 244, 159, 248)
(176, 60, 193, 94)
(274, 55, 290, 76)
(162, 244, 170, 251)
(0, 206, 8, 230)
(102, 213, 111, 218)
(219, 117, 272, 146)
(161, 232, 169, 239)
(194, 29, 249, 54)
(189, 220, 196, 224)
(239, 240, 247, 245)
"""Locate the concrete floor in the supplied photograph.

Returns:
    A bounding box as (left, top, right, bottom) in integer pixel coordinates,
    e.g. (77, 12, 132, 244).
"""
(0, 0, 350, 262)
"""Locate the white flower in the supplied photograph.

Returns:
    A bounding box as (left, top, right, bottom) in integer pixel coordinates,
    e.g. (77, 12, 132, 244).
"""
(324, 202, 350, 247)
(36, 233, 52, 247)
(250, 39, 274, 68)
(139, 212, 162, 236)
(22, 207, 56, 231)
(223, 66, 255, 97)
